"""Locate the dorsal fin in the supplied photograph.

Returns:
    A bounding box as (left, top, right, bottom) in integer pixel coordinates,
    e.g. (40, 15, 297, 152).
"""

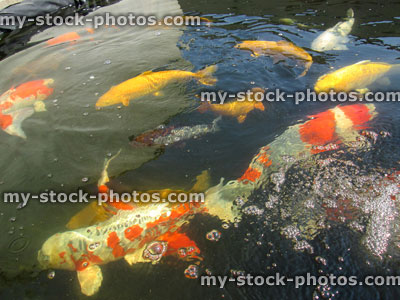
(354, 60, 371, 65)
(140, 70, 153, 75)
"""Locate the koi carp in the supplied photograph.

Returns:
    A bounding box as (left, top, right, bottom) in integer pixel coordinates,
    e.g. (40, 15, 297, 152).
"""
(198, 88, 265, 123)
(130, 116, 221, 147)
(235, 40, 313, 77)
(314, 60, 400, 93)
(311, 8, 354, 51)
(95, 65, 218, 107)
(0, 79, 54, 138)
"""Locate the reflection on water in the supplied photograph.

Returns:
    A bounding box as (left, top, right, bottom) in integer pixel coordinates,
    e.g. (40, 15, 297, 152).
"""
(1, 0, 400, 299)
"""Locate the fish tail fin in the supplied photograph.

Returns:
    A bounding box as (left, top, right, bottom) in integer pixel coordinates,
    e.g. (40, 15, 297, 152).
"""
(197, 101, 210, 113)
(190, 170, 211, 192)
(391, 64, 400, 73)
(196, 65, 218, 86)
(297, 61, 313, 78)
(203, 178, 253, 222)
(255, 102, 265, 111)
(3, 108, 35, 139)
(212, 116, 222, 130)
(346, 8, 354, 19)
(98, 149, 122, 187)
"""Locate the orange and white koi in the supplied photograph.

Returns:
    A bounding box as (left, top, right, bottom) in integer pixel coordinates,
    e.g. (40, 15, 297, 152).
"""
(237, 104, 377, 185)
(204, 104, 377, 210)
(0, 79, 54, 138)
(314, 60, 400, 93)
(235, 40, 313, 77)
(198, 88, 265, 123)
(96, 65, 218, 107)
(38, 165, 230, 296)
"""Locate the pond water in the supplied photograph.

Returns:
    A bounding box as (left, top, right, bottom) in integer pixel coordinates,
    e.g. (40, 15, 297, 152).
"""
(0, 0, 400, 299)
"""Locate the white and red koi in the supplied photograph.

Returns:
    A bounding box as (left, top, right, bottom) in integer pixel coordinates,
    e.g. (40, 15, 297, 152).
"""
(0, 79, 54, 138)
(204, 104, 378, 209)
(38, 152, 231, 296)
(237, 103, 376, 185)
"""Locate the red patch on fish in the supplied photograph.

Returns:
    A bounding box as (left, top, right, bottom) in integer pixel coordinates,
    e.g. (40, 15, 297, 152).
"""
(107, 231, 125, 258)
(9, 79, 53, 100)
(59, 251, 67, 264)
(340, 104, 372, 130)
(238, 167, 261, 183)
(158, 231, 200, 256)
(0, 112, 12, 129)
(299, 110, 338, 145)
(68, 243, 78, 253)
(124, 225, 143, 241)
(256, 152, 272, 167)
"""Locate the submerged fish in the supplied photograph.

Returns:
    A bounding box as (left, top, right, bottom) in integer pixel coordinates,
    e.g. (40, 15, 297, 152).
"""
(96, 65, 218, 107)
(130, 117, 221, 147)
(235, 40, 313, 77)
(198, 88, 265, 123)
(311, 8, 354, 51)
(314, 60, 400, 93)
(45, 28, 95, 46)
(38, 165, 229, 296)
(279, 18, 310, 29)
(0, 79, 54, 138)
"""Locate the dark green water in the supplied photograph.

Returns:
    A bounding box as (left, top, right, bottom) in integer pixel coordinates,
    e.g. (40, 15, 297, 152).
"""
(1, 0, 400, 299)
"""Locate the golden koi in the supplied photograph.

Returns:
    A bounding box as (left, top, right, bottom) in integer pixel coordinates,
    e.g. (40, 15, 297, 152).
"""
(96, 65, 218, 107)
(235, 40, 313, 77)
(198, 87, 265, 123)
(314, 60, 399, 93)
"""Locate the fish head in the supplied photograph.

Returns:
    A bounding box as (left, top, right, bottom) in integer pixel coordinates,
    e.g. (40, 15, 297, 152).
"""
(314, 74, 335, 93)
(38, 231, 94, 271)
(95, 88, 120, 107)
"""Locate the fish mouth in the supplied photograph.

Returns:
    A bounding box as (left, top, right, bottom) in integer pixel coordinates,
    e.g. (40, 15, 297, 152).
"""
(37, 250, 50, 269)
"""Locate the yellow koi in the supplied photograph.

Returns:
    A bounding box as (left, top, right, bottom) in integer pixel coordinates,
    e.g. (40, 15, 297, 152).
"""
(198, 87, 265, 123)
(235, 40, 313, 77)
(96, 65, 218, 107)
(314, 60, 399, 93)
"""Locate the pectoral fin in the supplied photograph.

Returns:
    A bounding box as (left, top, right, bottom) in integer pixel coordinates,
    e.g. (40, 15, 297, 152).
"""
(3, 108, 35, 139)
(331, 44, 348, 51)
(153, 91, 164, 97)
(124, 246, 147, 265)
(77, 265, 103, 296)
(121, 97, 130, 106)
(355, 88, 370, 95)
(237, 114, 247, 123)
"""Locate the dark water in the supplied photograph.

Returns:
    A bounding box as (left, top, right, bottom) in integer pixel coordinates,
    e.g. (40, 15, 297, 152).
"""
(1, 0, 400, 299)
